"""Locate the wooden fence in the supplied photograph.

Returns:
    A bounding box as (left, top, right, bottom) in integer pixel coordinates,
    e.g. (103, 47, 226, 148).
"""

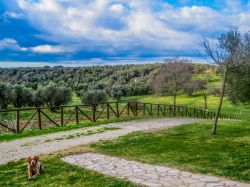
(0, 102, 237, 133)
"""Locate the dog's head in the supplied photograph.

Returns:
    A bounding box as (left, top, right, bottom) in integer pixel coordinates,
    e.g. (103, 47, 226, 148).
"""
(27, 156, 39, 167)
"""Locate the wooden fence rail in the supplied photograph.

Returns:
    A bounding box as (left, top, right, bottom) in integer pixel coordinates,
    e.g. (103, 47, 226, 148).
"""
(0, 102, 238, 133)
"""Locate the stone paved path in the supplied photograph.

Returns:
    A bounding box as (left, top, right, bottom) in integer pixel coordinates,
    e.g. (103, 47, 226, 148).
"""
(63, 153, 250, 187)
(0, 118, 201, 165)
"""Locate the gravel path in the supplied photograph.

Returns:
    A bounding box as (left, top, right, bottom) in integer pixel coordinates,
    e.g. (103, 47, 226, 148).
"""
(0, 118, 201, 165)
(63, 153, 250, 187)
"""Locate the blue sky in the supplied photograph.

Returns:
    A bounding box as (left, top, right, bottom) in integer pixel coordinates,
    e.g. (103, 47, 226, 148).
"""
(0, 0, 250, 67)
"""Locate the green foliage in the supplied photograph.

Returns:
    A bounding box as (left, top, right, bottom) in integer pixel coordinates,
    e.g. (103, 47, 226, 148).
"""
(0, 83, 11, 109)
(227, 63, 250, 104)
(0, 64, 160, 99)
(0, 63, 227, 109)
(41, 83, 72, 108)
(80, 90, 108, 105)
(32, 86, 44, 107)
(10, 84, 33, 108)
(110, 86, 125, 101)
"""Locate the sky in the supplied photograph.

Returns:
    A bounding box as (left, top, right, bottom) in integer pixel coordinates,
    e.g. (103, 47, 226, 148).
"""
(0, 0, 250, 67)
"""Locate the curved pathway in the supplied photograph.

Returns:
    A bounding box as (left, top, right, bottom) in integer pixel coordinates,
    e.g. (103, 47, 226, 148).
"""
(0, 118, 201, 165)
(63, 153, 250, 187)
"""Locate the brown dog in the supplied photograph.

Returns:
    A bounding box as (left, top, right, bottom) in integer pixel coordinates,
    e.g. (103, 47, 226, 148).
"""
(27, 156, 43, 180)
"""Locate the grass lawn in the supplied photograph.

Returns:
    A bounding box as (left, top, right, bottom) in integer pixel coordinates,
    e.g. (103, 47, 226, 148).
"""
(121, 93, 249, 120)
(0, 150, 138, 187)
(90, 120, 250, 182)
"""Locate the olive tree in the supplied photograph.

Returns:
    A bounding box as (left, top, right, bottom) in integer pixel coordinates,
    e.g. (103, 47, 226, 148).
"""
(10, 84, 33, 108)
(80, 90, 108, 105)
(32, 86, 45, 107)
(203, 28, 248, 134)
(111, 86, 124, 102)
(42, 83, 72, 111)
(0, 83, 11, 109)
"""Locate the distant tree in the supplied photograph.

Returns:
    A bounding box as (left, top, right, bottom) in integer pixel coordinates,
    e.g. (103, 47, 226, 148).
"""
(184, 79, 208, 109)
(80, 90, 108, 105)
(10, 84, 33, 108)
(203, 28, 249, 134)
(111, 86, 124, 102)
(0, 83, 11, 109)
(150, 58, 193, 114)
(42, 83, 72, 111)
(32, 86, 44, 107)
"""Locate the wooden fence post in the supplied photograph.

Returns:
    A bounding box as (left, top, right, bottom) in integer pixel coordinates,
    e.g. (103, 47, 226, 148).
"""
(16, 110, 20, 133)
(116, 102, 119, 117)
(157, 104, 160, 116)
(93, 105, 96, 122)
(143, 104, 145, 116)
(60, 106, 64, 126)
(135, 102, 138, 116)
(37, 108, 42, 130)
(75, 106, 79, 125)
(127, 103, 130, 116)
(150, 104, 153, 115)
(107, 103, 110, 119)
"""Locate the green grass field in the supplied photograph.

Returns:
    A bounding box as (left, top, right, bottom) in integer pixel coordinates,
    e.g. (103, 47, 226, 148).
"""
(90, 120, 250, 182)
(121, 93, 249, 120)
(0, 155, 138, 187)
(0, 92, 249, 186)
(69, 91, 248, 119)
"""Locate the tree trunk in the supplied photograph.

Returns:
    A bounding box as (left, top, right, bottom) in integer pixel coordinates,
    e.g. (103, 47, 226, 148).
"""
(211, 67, 228, 135)
(203, 92, 207, 110)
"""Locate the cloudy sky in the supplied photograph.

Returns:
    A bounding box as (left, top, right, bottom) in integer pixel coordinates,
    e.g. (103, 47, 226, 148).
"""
(0, 0, 250, 66)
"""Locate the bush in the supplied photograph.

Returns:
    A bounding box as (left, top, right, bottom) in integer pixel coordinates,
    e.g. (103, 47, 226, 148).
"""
(80, 90, 108, 105)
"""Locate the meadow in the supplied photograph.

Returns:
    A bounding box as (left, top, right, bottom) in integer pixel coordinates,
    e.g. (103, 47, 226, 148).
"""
(0, 92, 249, 186)
(0, 65, 249, 186)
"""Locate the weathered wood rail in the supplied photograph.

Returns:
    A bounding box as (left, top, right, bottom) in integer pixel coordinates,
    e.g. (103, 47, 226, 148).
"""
(0, 102, 237, 133)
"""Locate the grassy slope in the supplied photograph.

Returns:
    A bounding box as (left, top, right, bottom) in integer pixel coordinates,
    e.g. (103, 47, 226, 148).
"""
(0, 154, 138, 187)
(90, 120, 250, 182)
(121, 93, 248, 119)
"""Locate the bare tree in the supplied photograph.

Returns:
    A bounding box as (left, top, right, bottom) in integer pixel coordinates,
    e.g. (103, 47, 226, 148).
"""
(151, 58, 193, 115)
(203, 28, 248, 135)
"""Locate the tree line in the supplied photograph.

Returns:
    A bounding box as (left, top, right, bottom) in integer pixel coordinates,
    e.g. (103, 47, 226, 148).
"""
(0, 83, 71, 110)
(0, 63, 220, 109)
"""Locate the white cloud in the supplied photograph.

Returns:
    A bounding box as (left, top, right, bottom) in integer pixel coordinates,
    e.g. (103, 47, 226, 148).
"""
(0, 38, 27, 51)
(30, 45, 72, 53)
(109, 4, 124, 12)
(13, 0, 250, 57)
(31, 45, 62, 53)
